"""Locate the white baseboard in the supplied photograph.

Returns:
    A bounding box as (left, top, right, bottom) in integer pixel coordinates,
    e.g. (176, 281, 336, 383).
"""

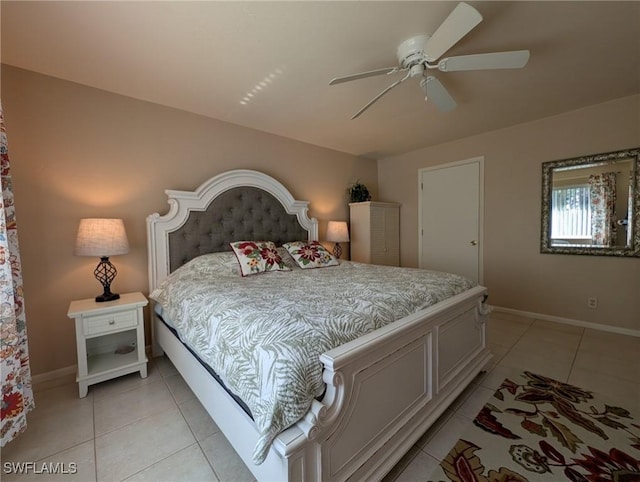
(32, 344, 154, 389)
(32, 365, 76, 386)
(492, 306, 640, 337)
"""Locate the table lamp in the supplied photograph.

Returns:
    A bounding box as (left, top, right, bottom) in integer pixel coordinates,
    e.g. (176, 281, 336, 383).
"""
(326, 221, 349, 259)
(75, 218, 129, 302)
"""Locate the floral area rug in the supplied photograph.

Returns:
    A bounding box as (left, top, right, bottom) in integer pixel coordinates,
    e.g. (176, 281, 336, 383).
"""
(428, 371, 640, 481)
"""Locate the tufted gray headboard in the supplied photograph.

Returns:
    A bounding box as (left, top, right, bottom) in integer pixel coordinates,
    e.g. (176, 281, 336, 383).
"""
(168, 186, 309, 271)
(147, 169, 319, 293)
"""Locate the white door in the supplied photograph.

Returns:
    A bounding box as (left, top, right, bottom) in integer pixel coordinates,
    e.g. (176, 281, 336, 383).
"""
(419, 158, 483, 284)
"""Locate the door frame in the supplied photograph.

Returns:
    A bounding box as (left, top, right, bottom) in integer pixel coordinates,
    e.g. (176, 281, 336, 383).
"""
(418, 156, 485, 284)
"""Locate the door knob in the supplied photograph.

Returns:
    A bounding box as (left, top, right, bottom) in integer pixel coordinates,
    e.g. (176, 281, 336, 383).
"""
(470, 240, 478, 246)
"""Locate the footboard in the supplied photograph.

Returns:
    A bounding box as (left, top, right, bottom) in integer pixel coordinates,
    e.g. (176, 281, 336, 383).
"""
(302, 285, 490, 481)
(152, 286, 490, 482)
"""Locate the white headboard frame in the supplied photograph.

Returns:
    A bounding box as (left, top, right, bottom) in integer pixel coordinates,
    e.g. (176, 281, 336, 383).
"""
(146, 169, 319, 292)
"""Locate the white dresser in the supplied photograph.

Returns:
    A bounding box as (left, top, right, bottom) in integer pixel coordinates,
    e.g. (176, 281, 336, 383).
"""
(349, 201, 400, 266)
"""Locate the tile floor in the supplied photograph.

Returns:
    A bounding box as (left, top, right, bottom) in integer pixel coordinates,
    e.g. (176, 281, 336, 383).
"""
(2, 311, 639, 482)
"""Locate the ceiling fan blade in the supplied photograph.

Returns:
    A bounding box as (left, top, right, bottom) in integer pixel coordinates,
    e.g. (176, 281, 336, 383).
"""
(438, 50, 530, 72)
(329, 67, 399, 85)
(351, 72, 411, 119)
(423, 76, 457, 112)
(424, 2, 483, 62)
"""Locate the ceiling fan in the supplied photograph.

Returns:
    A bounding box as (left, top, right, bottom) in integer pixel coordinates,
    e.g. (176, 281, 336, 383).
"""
(329, 2, 530, 119)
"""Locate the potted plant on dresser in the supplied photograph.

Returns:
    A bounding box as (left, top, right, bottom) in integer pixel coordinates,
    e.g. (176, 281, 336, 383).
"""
(347, 180, 372, 203)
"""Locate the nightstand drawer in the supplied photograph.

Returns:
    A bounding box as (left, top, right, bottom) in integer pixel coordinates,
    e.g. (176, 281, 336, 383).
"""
(83, 310, 137, 336)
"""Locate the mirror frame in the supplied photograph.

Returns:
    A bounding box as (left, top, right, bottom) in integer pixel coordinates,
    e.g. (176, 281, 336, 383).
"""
(541, 147, 640, 257)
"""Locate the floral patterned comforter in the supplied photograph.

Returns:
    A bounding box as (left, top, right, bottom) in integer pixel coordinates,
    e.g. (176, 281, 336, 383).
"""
(150, 251, 474, 464)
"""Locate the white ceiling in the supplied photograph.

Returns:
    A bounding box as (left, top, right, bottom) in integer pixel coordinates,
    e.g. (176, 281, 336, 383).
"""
(2, 1, 639, 159)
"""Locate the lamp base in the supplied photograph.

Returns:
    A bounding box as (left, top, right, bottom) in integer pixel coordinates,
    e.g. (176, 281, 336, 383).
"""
(95, 292, 120, 303)
(94, 257, 120, 302)
(333, 243, 343, 259)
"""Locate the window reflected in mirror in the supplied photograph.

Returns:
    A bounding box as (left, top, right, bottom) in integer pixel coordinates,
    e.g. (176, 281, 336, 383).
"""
(541, 148, 639, 257)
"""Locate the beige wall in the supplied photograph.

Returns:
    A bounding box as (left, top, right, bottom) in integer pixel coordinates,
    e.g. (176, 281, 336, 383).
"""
(4, 63, 638, 377)
(1, 65, 377, 375)
(378, 94, 640, 331)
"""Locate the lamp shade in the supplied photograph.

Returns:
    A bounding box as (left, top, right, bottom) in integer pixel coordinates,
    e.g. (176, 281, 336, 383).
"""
(75, 218, 129, 257)
(326, 221, 349, 243)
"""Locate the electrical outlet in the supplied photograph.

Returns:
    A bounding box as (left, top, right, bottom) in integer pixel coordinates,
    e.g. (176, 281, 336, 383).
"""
(587, 297, 598, 309)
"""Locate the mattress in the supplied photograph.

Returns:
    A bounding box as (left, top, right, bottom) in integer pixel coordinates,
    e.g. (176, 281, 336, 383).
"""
(156, 308, 255, 419)
(150, 250, 474, 463)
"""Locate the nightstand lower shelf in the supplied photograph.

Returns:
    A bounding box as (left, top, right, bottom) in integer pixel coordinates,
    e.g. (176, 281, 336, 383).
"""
(77, 352, 148, 396)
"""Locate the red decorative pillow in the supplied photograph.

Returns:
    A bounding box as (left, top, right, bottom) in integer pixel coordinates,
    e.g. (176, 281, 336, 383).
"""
(282, 241, 339, 269)
(230, 241, 290, 276)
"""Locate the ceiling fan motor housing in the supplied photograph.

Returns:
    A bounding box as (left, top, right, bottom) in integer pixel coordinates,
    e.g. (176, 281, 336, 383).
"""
(397, 34, 430, 69)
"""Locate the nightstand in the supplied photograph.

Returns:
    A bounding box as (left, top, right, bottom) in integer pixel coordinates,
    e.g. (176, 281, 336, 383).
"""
(67, 291, 148, 397)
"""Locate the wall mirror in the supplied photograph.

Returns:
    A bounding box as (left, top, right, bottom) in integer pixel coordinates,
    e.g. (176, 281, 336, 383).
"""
(541, 147, 640, 257)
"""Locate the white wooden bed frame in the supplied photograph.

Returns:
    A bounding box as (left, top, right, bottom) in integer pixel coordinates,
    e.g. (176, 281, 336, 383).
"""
(147, 169, 491, 481)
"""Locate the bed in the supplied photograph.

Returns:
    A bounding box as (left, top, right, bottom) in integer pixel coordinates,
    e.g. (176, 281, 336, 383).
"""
(146, 169, 491, 481)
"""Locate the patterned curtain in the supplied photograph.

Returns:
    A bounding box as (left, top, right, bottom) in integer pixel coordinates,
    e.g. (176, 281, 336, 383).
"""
(589, 172, 617, 246)
(0, 101, 34, 446)
(627, 172, 633, 247)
